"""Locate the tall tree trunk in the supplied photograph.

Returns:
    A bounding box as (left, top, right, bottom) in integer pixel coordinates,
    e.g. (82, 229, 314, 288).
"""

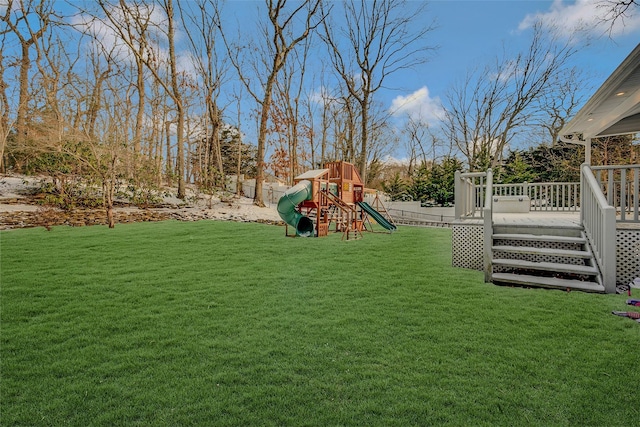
(16, 43, 32, 145)
(358, 97, 368, 184)
(209, 102, 224, 187)
(133, 55, 145, 183)
(0, 48, 9, 172)
(255, 77, 275, 206)
(165, 120, 173, 186)
(163, 0, 185, 198)
(289, 119, 298, 185)
(236, 98, 243, 196)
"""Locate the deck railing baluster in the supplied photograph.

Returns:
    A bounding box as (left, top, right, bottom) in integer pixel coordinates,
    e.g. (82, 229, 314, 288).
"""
(456, 164, 637, 223)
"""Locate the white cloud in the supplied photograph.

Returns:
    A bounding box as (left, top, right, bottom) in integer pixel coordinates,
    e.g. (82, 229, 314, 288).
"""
(0, 0, 18, 16)
(70, 13, 132, 63)
(519, 0, 640, 38)
(390, 86, 444, 124)
(309, 86, 339, 105)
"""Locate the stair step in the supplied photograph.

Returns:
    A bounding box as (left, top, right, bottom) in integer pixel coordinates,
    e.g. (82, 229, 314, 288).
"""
(492, 273, 604, 292)
(494, 223, 584, 230)
(493, 233, 586, 244)
(492, 259, 598, 276)
(492, 245, 592, 258)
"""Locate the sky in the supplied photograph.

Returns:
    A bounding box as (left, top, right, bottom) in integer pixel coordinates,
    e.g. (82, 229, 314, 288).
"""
(225, 0, 640, 160)
(378, 0, 640, 154)
(3, 0, 639, 162)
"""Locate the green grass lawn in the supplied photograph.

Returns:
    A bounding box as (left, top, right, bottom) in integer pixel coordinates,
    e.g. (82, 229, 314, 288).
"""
(1, 221, 639, 426)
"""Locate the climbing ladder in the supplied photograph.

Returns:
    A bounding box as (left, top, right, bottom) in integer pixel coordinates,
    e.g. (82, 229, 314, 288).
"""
(321, 190, 362, 240)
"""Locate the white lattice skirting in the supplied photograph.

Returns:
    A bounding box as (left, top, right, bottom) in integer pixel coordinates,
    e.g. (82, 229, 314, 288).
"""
(452, 224, 640, 286)
(452, 225, 483, 271)
(617, 229, 640, 286)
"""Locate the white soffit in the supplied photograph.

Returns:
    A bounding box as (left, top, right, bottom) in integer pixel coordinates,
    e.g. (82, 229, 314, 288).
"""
(561, 43, 640, 141)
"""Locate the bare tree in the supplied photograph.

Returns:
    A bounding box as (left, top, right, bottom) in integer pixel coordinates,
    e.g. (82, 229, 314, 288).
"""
(98, 0, 188, 198)
(273, 35, 314, 184)
(364, 101, 397, 178)
(1, 0, 52, 147)
(163, 0, 185, 198)
(597, 0, 639, 32)
(80, 0, 153, 181)
(67, 73, 129, 228)
(443, 22, 580, 170)
(179, 0, 227, 191)
(321, 0, 436, 184)
(309, 67, 337, 168)
(234, 90, 244, 196)
(220, 0, 325, 206)
(317, 89, 331, 168)
(535, 67, 588, 146)
(82, 42, 117, 140)
(0, 29, 13, 171)
(334, 92, 357, 163)
(19, 10, 128, 227)
(304, 89, 317, 170)
(316, 83, 358, 164)
(147, 76, 170, 186)
(402, 117, 442, 176)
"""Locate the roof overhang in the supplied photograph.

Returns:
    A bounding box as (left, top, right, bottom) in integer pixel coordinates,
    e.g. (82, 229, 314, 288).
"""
(560, 43, 640, 142)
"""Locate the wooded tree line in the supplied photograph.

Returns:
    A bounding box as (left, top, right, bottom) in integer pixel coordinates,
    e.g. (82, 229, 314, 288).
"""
(1, 0, 637, 220)
(1, 0, 436, 209)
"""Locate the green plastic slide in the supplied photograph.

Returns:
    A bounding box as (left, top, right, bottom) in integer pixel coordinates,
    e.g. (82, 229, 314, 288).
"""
(357, 202, 397, 231)
(277, 180, 315, 237)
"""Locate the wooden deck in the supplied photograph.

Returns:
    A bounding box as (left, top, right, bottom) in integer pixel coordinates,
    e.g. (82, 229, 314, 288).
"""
(455, 210, 640, 230)
(494, 211, 580, 227)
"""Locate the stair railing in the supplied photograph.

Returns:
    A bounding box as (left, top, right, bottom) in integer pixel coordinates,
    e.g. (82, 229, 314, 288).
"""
(483, 169, 494, 282)
(581, 163, 616, 293)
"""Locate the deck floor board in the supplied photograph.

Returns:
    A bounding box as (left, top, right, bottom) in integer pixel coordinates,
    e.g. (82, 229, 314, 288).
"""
(455, 211, 640, 229)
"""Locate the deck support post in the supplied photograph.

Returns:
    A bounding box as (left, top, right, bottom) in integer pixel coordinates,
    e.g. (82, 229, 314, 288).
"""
(483, 168, 494, 283)
(454, 170, 462, 220)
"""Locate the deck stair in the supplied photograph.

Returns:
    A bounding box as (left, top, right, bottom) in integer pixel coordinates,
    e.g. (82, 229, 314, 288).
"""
(490, 224, 604, 292)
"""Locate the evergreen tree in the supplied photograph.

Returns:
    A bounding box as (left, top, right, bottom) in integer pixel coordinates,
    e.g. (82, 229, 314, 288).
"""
(408, 157, 462, 206)
(382, 172, 409, 201)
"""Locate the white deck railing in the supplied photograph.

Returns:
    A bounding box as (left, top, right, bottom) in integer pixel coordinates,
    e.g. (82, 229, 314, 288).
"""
(591, 164, 640, 223)
(581, 164, 617, 293)
(454, 171, 488, 219)
(493, 182, 580, 212)
(455, 174, 581, 219)
(455, 166, 639, 222)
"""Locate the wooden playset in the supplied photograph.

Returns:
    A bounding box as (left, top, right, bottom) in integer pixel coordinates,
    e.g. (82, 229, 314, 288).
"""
(277, 161, 396, 240)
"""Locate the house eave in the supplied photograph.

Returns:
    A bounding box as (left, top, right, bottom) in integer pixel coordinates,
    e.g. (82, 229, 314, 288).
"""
(560, 43, 640, 141)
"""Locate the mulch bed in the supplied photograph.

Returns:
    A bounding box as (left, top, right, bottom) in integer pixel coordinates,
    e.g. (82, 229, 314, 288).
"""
(0, 207, 173, 230)
(0, 198, 284, 230)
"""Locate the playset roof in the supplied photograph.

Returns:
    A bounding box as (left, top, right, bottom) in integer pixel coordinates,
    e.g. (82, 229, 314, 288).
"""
(295, 169, 330, 180)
